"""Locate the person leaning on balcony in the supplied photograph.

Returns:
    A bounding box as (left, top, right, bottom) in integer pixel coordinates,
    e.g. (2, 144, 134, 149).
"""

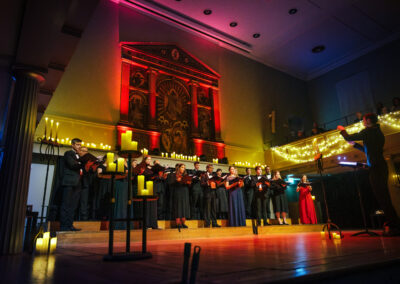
(310, 122, 325, 136)
(337, 113, 400, 236)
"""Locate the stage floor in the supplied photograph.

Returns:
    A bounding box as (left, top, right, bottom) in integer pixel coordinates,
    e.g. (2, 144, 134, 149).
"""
(2, 231, 400, 283)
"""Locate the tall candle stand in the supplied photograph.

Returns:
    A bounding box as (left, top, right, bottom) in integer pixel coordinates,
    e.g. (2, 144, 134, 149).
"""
(32, 136, 60, 253)
(103, 150, 153, 261)
(39, 137, 60, 227)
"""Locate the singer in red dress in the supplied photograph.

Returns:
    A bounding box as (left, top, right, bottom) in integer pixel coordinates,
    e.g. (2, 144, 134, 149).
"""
(297, 175, 317, 224)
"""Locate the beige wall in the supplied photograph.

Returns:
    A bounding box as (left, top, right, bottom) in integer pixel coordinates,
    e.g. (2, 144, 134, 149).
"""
(39, 0, 311, 165)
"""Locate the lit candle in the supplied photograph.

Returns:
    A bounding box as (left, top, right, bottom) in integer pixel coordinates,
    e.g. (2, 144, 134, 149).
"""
(117, 158, 125, 173)
(107, 161, 116, 172)
(146, 181, 153, 195)
(44, 117, 48, 139)
(125, 131, 132, 150)
(55, 122, 59, 141)
(50, 119, 54, 140)
(36, 238, 44, 254)
(137, 175, 145, 195)
(161, 152, 164, 157)
(121, 132, 127, 150)
(49, 237, 57, 254)
(312, 195, 316, 200)
(131, 141, 138, 151)
(106, 152, 116, 172)
(43, 232, 50, 254)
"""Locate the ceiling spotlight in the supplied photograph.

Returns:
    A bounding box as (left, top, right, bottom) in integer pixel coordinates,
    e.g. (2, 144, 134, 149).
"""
(289, 8, 298, 15)
(253, 33, 260, 38)
(203, 9, 212, 15)
(229, 22, 238, 27)
(312, 45, 325, 53)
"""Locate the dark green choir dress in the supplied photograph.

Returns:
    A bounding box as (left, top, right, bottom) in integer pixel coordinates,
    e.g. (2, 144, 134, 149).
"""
(169, 174, 191, 219)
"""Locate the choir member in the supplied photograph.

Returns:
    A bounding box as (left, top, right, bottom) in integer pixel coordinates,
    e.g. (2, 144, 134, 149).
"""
(60, 138, 83, 231)
(252, 166, 271, 226)
(243, 168, 254, 219)
(225, 166, 246, 226)
(168, 163, 191, 229)
(190, 162, 204, 220)
(136, 156, 158, 229)
(201, 164, 220, 227)
(265, 166, 272, 179)
(215, 169, 228, 219)
(114, 158, 130, 229)
(296, 175, 317, 224)
(77, 147, 90, 220)
(338, 113, 400, 236)
(152, 161, 167, 220)
(95, 155, 111, 220)
(270, 171, 289, 225)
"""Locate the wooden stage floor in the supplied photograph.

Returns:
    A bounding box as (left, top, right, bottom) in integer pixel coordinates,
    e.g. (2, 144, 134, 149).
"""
(2, 229, 400, 283)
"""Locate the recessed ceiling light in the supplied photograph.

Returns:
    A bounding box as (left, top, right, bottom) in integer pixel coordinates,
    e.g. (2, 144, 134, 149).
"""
(253, 33, 260, 38)
(203, 9, 212, 15)
(312, 45, 325, 53)
(288, 8, 298, 15)
(229, 22, 238, 27)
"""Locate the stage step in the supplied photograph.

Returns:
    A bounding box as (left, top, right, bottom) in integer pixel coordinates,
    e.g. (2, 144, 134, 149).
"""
(49, 219, 294, 232)
(56, 224, 323, 246)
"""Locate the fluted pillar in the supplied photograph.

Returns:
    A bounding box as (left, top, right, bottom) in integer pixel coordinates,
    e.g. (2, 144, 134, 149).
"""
(189, 81, 199, 137)
(147, 68, 158, 130)
(0, 67, 44, 254)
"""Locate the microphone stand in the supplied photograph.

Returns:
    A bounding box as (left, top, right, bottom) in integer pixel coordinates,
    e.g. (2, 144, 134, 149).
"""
(316, 155, 342, 239)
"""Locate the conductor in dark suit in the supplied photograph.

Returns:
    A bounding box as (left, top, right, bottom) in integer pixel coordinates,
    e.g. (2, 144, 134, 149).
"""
(338, 113, 400, 236)
(60, 138, 83, 231)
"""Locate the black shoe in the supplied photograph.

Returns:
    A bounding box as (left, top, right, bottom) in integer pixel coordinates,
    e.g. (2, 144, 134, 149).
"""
(263, 222, 270, 226)
(283, 222, 290, 225)
(212, 223, 221, 228)
(70, 227, 82, 231)
(182, 224, 188, 229)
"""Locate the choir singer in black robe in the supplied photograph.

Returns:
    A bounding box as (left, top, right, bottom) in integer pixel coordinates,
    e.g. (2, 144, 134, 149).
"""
(201, 164, 220, 227)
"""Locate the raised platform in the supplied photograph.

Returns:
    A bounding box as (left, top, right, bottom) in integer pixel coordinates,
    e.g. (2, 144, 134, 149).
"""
(50, 218, 297, 232)
(56, 220, 323, 246)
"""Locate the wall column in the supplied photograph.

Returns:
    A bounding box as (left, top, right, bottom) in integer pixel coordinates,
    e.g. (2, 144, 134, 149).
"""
(147, 69, 158, 130)
(0, 66, 45, 255)
(210, 88, 222, 141)
(120, 62, 130, 123)
(190, 81, 199, 137)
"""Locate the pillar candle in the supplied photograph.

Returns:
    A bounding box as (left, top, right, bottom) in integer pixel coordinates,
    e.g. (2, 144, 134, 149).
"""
(146, 181, 153, 195)
(49, 237, 57, 253)
(43, 232, 50, 254)
(117, 158, 125, 173)
(36, 238, 44, 254)
(50, 119, 54, 140)
(121, 132, 127, 150)
(107, 162, 116, 172)
(44, 117, 48, 139)
(55, 122, 59, 141)
(137, 175, 145, 195)
(131, 141, 138, 151)
(106, 153, 114, 164)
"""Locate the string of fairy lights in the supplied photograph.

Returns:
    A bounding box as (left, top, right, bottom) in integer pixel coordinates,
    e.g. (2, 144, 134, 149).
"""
(40, 111, 400, 165)
(271, 111, 400, 164)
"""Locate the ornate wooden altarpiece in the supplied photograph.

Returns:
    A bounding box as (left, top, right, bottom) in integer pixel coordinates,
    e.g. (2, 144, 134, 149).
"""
(117, 43, 225, 159)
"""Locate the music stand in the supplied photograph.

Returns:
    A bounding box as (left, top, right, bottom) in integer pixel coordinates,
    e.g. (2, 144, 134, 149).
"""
(339, 161, 379, 237)
(316, 154, 342, 239)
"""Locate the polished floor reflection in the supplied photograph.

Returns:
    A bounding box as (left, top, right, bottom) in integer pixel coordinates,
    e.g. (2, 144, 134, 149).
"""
(1, 231, 400, 283)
